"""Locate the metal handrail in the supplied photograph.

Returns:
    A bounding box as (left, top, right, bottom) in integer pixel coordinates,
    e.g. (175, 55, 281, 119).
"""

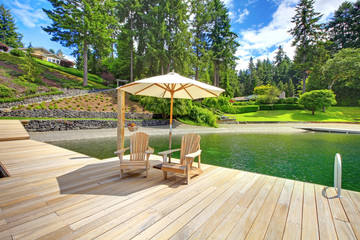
(334, 153, 342, 198)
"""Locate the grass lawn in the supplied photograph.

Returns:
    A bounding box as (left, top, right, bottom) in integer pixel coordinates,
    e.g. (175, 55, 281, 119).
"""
(227, 106, 360, 122)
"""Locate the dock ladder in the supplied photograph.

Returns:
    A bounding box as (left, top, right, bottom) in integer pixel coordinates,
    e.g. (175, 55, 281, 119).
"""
(334, 153, 342, 198)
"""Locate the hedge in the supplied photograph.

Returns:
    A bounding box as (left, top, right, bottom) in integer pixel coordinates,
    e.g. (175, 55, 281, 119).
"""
(221, 105, 259, 114)
(259, 104, 304, 110)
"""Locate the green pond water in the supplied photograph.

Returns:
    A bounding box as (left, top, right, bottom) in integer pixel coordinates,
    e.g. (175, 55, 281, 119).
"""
(50, 132, 360, 191)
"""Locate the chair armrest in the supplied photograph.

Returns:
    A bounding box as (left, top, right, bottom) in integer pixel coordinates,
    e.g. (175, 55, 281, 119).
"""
(114, 147, 129, 155)
(145, 147, 154, 154)
(158, 148, 181, 156)
(185, 150, 202, 159)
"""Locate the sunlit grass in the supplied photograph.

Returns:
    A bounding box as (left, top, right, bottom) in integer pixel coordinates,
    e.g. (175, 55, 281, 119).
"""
(227, 107, 360, 122)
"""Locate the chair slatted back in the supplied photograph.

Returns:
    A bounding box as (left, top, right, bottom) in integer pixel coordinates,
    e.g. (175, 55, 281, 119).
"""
(179, 133, 201, 166)
(130, 132, 149, 161)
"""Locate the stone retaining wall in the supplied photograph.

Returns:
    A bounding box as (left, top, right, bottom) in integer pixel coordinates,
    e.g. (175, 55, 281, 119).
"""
(0, 88, 107, 108)
(25, 119, 169, 132)
(0, 109, 160, 119)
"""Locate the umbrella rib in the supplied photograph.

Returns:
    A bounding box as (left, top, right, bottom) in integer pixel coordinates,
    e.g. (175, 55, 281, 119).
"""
(134, 83, 156, 95)
(119, 82, 139, 89)
(178, 84, 194, 99)
(193, 85, 219, 97)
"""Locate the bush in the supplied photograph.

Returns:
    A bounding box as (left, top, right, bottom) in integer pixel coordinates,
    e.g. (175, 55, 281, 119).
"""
(129, 94, 142, 102)
(188, 105, 217, 127)
(10, 49, 25, 57)
(275, 97, 298, 104)
(259, 104, 304, 110)
(221, 105, 259, 114)
(60, 60, 74, 68)
(0, 84, 15, 98)
(254, 84, 273, 95)
(202, 96, 230, 108)
(232, 101, 252, 106)
(101, 72, 115, 86)
(0, 43, 9, 52)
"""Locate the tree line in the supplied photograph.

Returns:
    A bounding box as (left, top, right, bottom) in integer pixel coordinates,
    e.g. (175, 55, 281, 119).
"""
(237, 0, 360, 105)
(41, 0, 239, 90)
(1, 0, 359, 105)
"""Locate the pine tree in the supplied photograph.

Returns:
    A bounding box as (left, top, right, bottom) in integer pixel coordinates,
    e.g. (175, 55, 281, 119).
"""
(326, 1, 360, 51)
(0, 4, 23, 48)
(209, 0, 239, 87)
(42, 0, 116, 86)
(190, 0, 211, 81)
(289, 0, 323, 93)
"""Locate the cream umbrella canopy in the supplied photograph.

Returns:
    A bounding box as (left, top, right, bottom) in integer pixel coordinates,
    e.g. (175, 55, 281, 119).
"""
(116, 71, 225, 149)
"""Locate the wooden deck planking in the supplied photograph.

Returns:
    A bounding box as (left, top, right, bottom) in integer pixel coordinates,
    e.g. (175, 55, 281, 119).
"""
(0, 122, 360, 239)
(0, 120, 30, 141)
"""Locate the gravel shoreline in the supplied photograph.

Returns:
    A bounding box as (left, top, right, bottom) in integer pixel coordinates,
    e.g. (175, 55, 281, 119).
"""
(29, 122, 360, 142)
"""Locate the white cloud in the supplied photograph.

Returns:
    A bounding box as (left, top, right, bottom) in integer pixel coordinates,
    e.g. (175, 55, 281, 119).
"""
(9, 1, 48, 28)
(235, 9, 250, 24)
(235, 0, 296, 70)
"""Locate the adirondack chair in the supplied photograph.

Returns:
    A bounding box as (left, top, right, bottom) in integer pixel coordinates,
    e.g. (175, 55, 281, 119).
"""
(159, 133, 202, 184)
(114, 132, 154, 178)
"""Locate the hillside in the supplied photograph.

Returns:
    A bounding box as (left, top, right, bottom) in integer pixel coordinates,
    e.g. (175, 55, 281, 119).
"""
(0, 51, 108, 102)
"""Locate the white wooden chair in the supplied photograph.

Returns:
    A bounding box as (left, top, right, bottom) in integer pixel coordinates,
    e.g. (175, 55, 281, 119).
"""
(114, 132, 154, 178)
(159, 133, 202, 184)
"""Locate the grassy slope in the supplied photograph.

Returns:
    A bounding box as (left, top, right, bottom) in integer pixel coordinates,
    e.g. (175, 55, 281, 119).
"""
(0, 52, 108, 93)
(227, 107, 360, 122)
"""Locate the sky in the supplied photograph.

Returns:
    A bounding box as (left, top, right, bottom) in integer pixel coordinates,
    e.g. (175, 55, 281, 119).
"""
(3, 0, 355, 70)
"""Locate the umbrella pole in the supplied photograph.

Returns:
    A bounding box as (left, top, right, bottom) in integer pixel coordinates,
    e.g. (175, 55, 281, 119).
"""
(168, 93, 174, 162)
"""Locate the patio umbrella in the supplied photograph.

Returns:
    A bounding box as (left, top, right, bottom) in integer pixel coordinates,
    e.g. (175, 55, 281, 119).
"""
(117, 71, 225, 149)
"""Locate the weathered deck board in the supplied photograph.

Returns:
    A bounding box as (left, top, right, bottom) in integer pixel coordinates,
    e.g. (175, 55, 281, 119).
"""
(0, 122, 360, 239)
(0, 120, 29, 141)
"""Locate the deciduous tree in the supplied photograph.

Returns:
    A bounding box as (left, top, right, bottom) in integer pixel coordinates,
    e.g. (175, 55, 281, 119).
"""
(299, 90, 336, 115)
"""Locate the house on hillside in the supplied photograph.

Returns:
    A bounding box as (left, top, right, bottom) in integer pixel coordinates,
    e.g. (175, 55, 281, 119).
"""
(19, 47, 74, 67)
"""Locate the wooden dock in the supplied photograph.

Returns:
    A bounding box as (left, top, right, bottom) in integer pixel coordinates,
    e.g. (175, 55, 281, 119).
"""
(0, 121, 360, 239)
(0, 120, 29, 141)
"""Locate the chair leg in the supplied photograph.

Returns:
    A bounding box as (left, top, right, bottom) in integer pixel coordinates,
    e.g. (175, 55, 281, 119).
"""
(120, 169, 123, 179)
(186, 164, 190, 184)
(163, 171, 167, 179)
(146, 162, 148, 178)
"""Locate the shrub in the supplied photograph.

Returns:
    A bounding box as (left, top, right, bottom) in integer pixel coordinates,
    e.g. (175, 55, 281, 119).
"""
(259, 104, 304, 110)
(60, 60, 74, 68)
(0, 43, 9, 52)
(254, 84, 274, 95)
(140, 97, 191, 119)
(221, 105, 259, 114)
(299, 90, 337, 115)
(10, 48, 25, 57)
(188, 105, 217, 127)
(232, 101, 252, 106)
(18, 50, 43, 83)
(202, 96, 230, 108)
(101, 72, 115, 86)
(275, 97, 298, 104)
(0, 84, 15, 98)
(129, 94, 142, 102)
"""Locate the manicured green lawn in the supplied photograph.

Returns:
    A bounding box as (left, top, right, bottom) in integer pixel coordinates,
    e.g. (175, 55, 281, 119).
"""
(227, 106, 360, 122)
